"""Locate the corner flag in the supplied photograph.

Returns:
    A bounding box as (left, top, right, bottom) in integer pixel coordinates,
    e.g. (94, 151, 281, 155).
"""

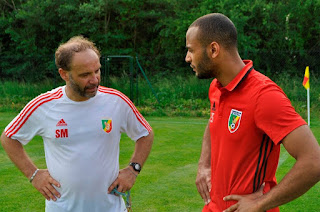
(302, 66, 310, 90)
(302, 66, 310, 126)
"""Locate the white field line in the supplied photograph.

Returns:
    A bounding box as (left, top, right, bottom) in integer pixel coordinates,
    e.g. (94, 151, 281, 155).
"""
(149, 120, 207, 125)
(278, 150, 290, 168)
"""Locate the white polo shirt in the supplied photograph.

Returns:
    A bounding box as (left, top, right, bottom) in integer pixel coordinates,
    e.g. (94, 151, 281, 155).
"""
(5, 86, 152, 212)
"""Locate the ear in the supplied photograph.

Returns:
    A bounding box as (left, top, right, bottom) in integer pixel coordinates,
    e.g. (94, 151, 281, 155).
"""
(58, 68, 69, 82)
(208, 42, 220, 59)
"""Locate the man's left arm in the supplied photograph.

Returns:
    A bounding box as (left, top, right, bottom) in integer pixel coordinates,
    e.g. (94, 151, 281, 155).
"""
(223, 125, 320, 212)
(108, 130, 154, 193)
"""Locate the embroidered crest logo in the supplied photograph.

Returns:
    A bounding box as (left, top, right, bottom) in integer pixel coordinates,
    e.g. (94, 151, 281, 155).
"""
(102, 119, 112, 133)
(228, 109, 242, 133)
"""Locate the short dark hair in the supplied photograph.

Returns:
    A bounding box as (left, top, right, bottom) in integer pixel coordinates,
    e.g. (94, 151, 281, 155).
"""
(189, 13, 238, 50)
(55, 36, 101, 71)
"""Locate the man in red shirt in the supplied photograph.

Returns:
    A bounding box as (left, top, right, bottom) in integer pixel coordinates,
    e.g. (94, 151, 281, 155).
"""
(185, 13, 320, 212)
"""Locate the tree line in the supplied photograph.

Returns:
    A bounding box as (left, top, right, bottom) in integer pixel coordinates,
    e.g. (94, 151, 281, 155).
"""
(1, 0, 319, 81)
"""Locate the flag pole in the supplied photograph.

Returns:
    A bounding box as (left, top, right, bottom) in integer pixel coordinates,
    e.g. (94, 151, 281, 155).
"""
(302, 66, 310, 126)
(307, 88, 310, 126)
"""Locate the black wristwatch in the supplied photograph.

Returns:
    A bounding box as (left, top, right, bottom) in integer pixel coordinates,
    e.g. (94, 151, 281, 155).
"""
(129, 162, 141, 173)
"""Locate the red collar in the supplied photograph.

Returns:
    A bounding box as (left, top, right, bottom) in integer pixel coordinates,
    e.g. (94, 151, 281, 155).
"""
(217, 60, 253, 91)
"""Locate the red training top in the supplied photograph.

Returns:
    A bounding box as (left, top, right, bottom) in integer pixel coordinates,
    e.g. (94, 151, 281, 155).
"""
(203, 60, 306, 212)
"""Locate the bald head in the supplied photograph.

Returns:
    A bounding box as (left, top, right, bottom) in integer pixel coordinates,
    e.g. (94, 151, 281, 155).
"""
(189, 13, 238, 50)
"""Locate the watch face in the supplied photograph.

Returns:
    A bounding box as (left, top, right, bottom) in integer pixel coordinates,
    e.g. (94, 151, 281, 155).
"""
(130, 163, 141, 172)
(134, 164, 141, 170)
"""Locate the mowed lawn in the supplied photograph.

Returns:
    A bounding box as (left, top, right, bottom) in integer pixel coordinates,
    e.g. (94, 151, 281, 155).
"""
(0, 113, 319, 211)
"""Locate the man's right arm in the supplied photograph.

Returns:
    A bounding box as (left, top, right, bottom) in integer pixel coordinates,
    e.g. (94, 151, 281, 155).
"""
(0, 132, 61, 201)
(196, 121, 211, 205)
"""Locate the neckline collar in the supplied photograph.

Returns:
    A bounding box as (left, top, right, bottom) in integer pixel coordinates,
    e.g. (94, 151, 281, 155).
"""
(217, 60, 253, 91)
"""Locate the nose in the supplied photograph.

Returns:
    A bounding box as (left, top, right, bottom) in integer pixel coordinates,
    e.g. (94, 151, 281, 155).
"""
(90, 72, 100, 84)
(185, 51, 191, 63)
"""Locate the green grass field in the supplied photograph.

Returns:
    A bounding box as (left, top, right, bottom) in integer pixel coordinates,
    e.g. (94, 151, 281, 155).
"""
(0, 114, 319, 211)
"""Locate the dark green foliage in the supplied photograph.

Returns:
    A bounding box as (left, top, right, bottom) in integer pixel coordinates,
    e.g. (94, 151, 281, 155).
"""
(1, 73, 318, 119)
(0, 0, 319, 81)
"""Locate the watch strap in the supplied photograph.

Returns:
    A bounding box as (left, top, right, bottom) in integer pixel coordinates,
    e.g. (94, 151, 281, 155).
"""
(129, 162, 141, 173)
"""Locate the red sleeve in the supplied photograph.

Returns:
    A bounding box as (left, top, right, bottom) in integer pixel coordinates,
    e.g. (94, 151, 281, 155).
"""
(254, 82, 306, 144)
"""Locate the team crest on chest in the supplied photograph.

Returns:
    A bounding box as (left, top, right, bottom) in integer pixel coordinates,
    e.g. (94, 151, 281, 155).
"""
(228, 109, 242, 133)
(102, 119, 112, 133)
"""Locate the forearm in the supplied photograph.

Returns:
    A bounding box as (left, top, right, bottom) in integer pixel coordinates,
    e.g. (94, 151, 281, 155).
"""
(223, 125, 320, 212)
(196, 121, 212, 204)
(198, 122, 211, 168)
(1, 132, 37, 179)
(108, 131, 154, 192)
(130, 130, 154, 167)
(258, 126, 320, 210)
(259, 157, 320, 210)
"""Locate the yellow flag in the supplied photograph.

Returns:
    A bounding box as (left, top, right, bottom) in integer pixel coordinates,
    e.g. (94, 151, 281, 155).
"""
(302, 66, 310, 90)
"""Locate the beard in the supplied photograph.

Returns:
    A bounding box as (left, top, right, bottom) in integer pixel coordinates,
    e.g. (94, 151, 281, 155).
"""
(69, 74, 99, 99)
(196, 63, 213, 79)
(195, 50, 217, 79)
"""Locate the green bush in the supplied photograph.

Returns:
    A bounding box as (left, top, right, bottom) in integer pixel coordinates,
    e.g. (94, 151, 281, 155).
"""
(1, 73, 318, 119)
